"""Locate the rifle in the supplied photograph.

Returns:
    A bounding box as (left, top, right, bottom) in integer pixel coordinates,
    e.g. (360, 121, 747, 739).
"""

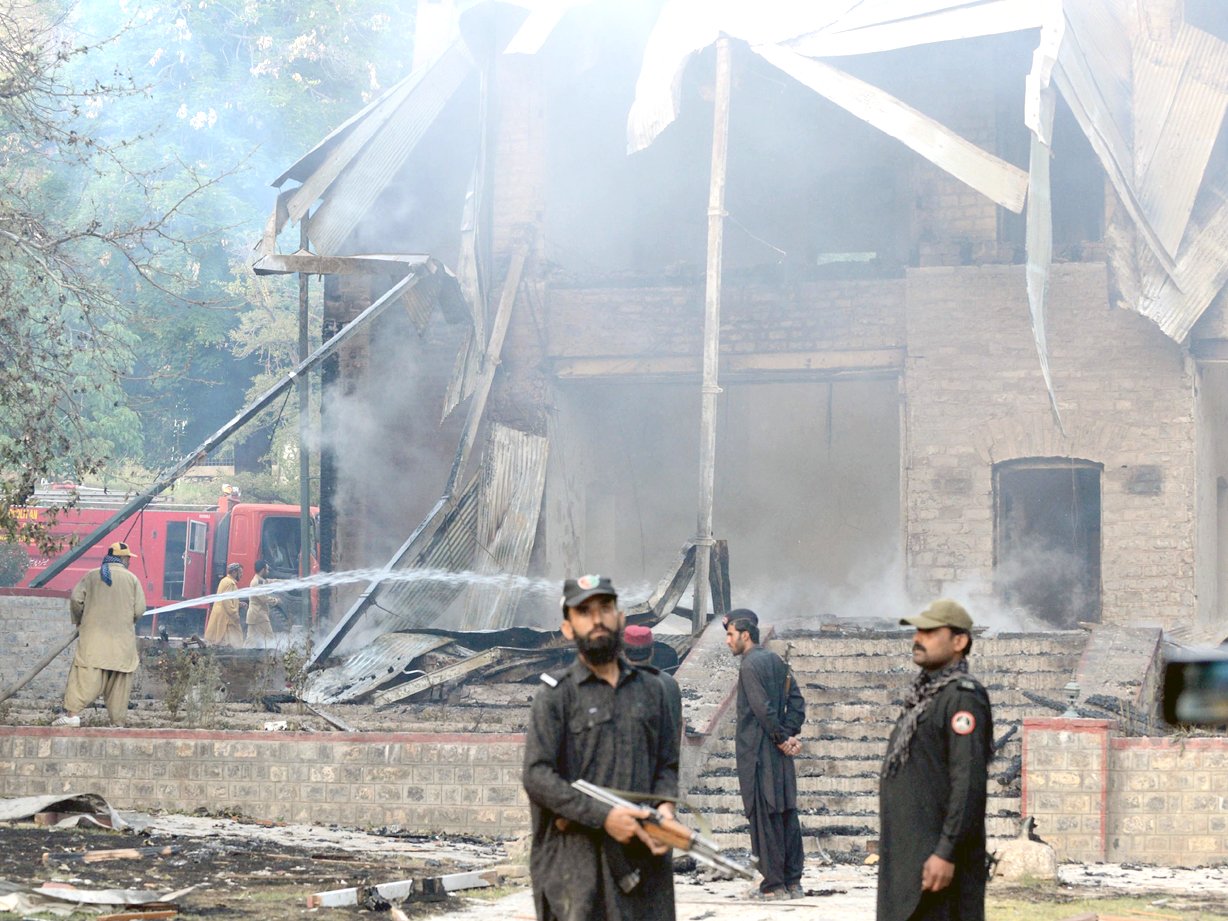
(571, 779, 756, 881)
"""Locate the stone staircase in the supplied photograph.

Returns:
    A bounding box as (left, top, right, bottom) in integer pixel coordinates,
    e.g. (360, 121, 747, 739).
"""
(684, 629, 1087, 855)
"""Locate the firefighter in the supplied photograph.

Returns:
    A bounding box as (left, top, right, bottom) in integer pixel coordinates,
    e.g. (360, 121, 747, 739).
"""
(244, 559, 278, 647)
(204, 562, 244, 646)
(53, 541, 146, 727)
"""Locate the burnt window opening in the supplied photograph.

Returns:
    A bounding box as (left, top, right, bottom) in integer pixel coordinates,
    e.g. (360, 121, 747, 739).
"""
(994, 459, 1102, 627)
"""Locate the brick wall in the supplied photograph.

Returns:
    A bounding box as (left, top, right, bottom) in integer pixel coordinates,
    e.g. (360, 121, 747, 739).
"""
(0, 727, 529, 837)
(544, 278, 906, 359)
(0, 591, 74, 704)
(904, 263, 1196, 627)
(1023, 718, 1228, 866)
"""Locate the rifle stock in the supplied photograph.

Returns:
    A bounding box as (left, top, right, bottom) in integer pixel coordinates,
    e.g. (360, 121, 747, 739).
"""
(571, 779, 755, 880)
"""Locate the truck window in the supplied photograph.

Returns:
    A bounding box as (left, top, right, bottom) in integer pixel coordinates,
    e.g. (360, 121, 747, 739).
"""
(260, 516, 301, 579)
(163, 521, 187, 599)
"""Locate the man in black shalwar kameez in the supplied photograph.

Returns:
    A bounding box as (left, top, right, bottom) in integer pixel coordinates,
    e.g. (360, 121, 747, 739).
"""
(523, 575, 680, 921)
(878, 599, 993, 921)
(727, 611, 805, 900)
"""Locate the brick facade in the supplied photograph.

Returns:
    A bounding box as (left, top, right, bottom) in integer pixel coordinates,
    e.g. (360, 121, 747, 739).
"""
(904, 263, 1196, 626)
(1024, 718, 1228, 866)
(0, 726, 529, 837)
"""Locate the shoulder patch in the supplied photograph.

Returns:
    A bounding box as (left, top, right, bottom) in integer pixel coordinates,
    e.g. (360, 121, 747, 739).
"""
(951, 710, 976, 735)
(957, 678, 977, 691)
(539, 673, 559, 688)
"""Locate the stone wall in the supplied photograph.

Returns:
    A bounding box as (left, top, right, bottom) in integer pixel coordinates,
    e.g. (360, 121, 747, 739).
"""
(0, 726, 529, 837)
(1023, 718, 1228, 866)
(0, 591, 74, 704)
(904, 262, 1196, 627)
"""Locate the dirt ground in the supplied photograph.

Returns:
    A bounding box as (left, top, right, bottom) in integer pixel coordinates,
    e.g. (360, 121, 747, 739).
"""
(0, 817, 512, 920)
(3, 815, 1226, 920)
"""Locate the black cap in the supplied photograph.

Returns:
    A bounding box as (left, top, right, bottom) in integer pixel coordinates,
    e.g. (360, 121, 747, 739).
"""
(724, 607, 758, 626)
(561, 574, 617, 610)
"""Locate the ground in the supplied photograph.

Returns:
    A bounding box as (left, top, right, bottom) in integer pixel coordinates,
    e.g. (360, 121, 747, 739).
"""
(2, 815, 1226, 920)
(0, 814, 508, 920)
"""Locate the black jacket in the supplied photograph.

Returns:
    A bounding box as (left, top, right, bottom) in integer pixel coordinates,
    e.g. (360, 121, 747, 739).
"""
(522, 658, 680, 921)
(877, 674, 993, 921)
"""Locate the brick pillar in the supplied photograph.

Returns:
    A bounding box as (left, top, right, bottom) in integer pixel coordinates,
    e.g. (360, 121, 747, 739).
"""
(1022, 717, 1110, 861)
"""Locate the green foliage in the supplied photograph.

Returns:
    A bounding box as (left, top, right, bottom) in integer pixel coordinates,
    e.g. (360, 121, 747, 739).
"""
(0, 541, 29, 587)
(0, 0, 417, 544)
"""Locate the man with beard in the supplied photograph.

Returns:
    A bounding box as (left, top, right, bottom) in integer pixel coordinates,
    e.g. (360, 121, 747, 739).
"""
(726, 611, 805, 900)
(878, 599, 993, 921)
(522, 575, 680, 921)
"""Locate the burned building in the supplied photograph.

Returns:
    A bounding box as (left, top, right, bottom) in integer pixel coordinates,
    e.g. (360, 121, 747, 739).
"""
(256, 0, 1228, 645)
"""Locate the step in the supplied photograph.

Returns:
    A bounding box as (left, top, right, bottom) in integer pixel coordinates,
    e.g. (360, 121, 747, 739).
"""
(798, 670, 1079, 691)
(783, 652, 1082, 674)
(697, 815, 1021, 844)
(771, 632, 1086, 657)
(684, 792, 1021, 816)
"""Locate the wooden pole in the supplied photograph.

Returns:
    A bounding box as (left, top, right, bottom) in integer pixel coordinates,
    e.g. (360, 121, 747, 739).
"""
(0, 630, 77, 706)
(694, 37, 732, 635)
(298, 222, 313, 630)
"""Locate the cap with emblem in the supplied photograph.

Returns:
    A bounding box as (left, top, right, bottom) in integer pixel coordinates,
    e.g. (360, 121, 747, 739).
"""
(107, 541, 137, 558)
(900, 598, 973, 631)
(623, 624, 654, 661)
(561, 574, 617, 610)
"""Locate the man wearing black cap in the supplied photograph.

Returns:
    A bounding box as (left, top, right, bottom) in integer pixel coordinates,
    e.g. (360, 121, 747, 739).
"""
(53, 541, 146, 727)
(726, 608, 806, 900)
(522, 575, 680, 921)
(878, 599, 993, 921)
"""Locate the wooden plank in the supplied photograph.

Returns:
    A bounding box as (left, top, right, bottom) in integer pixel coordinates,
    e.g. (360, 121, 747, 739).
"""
(551, 349, 904, 380)
(96, 910, 178, 921)
(372, 648, 504, 707)
(306, 869, 499, 908)
(42, 846, 180, 865)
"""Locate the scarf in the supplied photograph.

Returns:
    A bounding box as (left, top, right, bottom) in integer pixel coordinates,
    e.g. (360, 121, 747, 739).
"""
(882, 658, 969, 777)
(99, 553, 124, 586)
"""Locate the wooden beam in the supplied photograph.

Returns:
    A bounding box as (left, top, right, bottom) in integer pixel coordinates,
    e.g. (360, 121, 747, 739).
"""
(372, 648, 504, 707)
(552, 349, 904, 380)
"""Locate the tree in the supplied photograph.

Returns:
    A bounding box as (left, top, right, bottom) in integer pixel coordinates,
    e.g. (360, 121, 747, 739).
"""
(0, 1, 227, 547)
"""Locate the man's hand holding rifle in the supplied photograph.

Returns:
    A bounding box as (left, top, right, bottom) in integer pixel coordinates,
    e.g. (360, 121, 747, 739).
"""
(573, 779, 756, 880)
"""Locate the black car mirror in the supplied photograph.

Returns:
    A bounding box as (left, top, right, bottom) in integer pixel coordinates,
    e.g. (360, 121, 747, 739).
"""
(1162, 649, 1228, 726)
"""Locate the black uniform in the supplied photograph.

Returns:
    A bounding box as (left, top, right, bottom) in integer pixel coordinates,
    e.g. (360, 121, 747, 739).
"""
(735, 645, 805, 894)
(877, 675, 993, 921)
(522, 658, 680, 921)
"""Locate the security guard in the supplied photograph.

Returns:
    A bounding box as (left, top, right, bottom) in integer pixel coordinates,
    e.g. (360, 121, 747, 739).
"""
(878, 599, 993, 921)
(522, 575, 680, 921)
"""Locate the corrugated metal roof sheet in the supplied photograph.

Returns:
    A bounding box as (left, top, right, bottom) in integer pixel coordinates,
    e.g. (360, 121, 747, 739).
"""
(1137, 170, 1228, 341)
(377, 476, 483, 631)
(458, 424, 550, 630)
(308, 43, 477, 254)
(302, 632, 452, 704)
(273, 39, 473, 191)
(1131, 22, 1228, 259)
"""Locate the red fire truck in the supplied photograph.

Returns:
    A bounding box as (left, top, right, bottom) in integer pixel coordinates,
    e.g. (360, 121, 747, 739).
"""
(13, 485, 317, 635)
